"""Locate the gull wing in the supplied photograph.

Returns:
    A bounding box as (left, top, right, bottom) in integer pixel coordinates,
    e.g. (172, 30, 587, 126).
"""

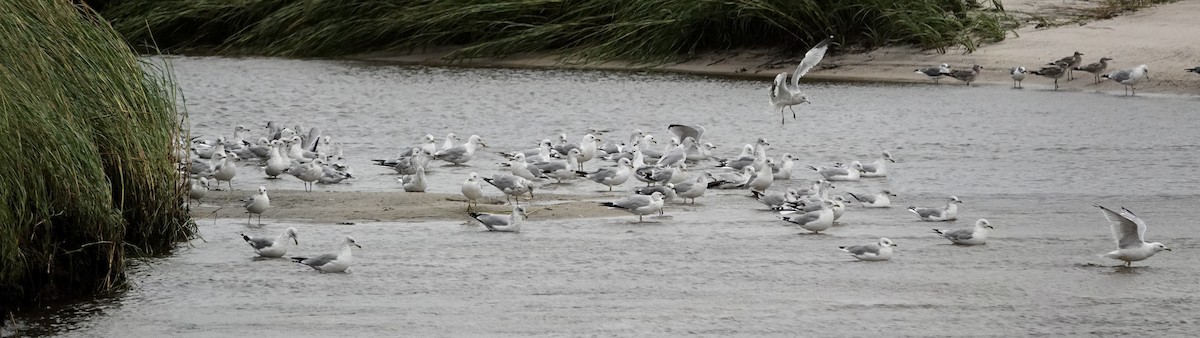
(791, 35, 834, 86)
(1095, 204, 1145, 249)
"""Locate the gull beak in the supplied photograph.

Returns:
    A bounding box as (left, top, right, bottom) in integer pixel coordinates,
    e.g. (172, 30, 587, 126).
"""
(354, 243, 363, 248)
(293, 238, 299, 245)
(1165, 248, 1172, 251)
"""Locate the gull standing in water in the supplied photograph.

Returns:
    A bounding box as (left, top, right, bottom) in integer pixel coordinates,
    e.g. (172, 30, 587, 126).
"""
(915, 63, 951, 84)
(908, 195, 962, 221)
(461, 172, 485, 211)
(942, 64, 983, 86)
(933, 219, 994, 245)
(858, 151, 895, 178)
(1010, 66, 1026, 88)
(838, 237, 896, 261)
(1102, 64, 1150, 96)
(470, 205, 527, 233)
(243, 186, 270, 225)
(1094, 204, 1170, 267)
(1074, 57, 1111, 84)
(770, 35, 833, 125)
(292, 236, 361, 273)
(241, 227, 299, 258)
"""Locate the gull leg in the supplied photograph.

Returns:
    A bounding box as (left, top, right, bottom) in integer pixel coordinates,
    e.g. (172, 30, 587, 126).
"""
(789, 106, 797, 120)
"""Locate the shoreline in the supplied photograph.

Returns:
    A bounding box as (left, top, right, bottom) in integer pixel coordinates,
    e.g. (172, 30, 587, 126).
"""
(348, 0, 1200, 96)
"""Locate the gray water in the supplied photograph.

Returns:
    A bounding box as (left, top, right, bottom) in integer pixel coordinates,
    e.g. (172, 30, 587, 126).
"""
(10, 57, 1200, 337)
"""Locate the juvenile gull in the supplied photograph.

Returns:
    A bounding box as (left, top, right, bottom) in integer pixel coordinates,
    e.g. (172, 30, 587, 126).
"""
(770, 35, 833, 124)
(915, 63, 951, 84)
(1074, 57, 1111, 84)
(942, 64, 983, 86)
(846, 190, 897, 208)
(242, 186, 270, 225)
(1010, 66, 1026, 89)
(907, 195, 962, 221)
(933, 219, 994, 245)
(600, 191, 665, 222)
(241, 227, 299, 258)
(1094, 204, 1170, 267)
(838, 237, 896, 261)
(1031, 61, 1068, 90)
(1102, 64, 1150, 96)
(1051, 51, 1084, 80)
(462, 172, 485, 211)
(291, 236, 361, 273)
(470, 205, 527, 232)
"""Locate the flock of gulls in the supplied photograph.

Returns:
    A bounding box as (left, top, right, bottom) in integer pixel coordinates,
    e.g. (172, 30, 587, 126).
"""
(183, 35, 1173, 273)
(913, 51, 1199, 95)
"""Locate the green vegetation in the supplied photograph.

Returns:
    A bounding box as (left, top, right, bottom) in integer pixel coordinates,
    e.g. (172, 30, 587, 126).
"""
(1020, 0, 1177, 29)
(101, 0, 1014, 62)
(0, 1, 193, 309)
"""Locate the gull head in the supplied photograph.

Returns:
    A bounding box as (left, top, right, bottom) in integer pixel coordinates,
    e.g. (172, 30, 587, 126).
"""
(286, 227, 299, 245)
(976, 219, 993, 230)
(949, 195, 963, 204)
(850, 161, 865, 173)
(1151, 242, 1170, 252)
(514, 205, 528, 218)
(344, 236, 362, 249)
(467, 172, 479, 181)
(1139, 64, 1150, 80)
(257, 186, 267, 195)
(883, 151, 895, 163)
(879, 237, 896, 247)
(881, 189, 896, 197)
(423, 134, 435, 142)
(756, 138, 770, 146)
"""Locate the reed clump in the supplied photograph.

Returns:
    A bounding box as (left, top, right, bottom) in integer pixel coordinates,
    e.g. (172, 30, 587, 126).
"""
(101, 0, 1013, 62)
(0, 1, 193, 310)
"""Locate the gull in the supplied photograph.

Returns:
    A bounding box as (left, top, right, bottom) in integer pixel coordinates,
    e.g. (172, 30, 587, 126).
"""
(286, 159, 324, 192)
(291, 236, 361, 273)
(1010, 66, 1026, 89)
(1074, 57, 1111, 84)
(770, 35, 833, 124)
(440, 133, 460, 151)
(831, 195, 849, 221)
(779, 200, 835, 234)
(656, 137, 696, 169)
(600, 191, 665, 222)
(264, 140, 289, 178)
(471, 205, 527, 232)
(397, 168, 427, 192)
(372, 147, 430, 175)
(859, 151, 895, 178)
(745, 165, 774, 193)
(808, 161, 864, 181)
(1094, 204, 1170, 267)
(188, 177, 209, 207)
(531, 148, 581, 183)
(1102, 64, 1150, 96)
(907, 195, 962, 221)
(287, 136, 318, 163)
(838, 238, 896, 261)
(673, 174, 708, 204)
(636, 183, 677, 202)
(635, 161, 675, 186)
(667, 124, 707, 161)
(316, 162, 353, 184)
(686, 142, 716, 162)
(435, 135, 487, 165)
(483, 173, 535, 205)
(1051, 51, 1084, 80)
(751, 188, 798, 210)
(717, 144, 756, 169)
(706, 167, 754, 189)
(419, 134, 438, 155)
(507, 153, 550, 181)
(553, 134, 600, 170)
(846, 190, 897, 208)
(499, 139, 552, 162)
(210, 152, 237, 190)
(577, 158, 632, 191)
(461, 172, 485, 211)
(933, 219, 994, 245)
(241, 227, 299, 258)
(1031, 61, 1068, 90)
(915, 63, 951, 84)
(770, 154, 797, 180)
(942, 64, 983, 86)
(242, 186, 270, 225)
(192, 136, 225, 159)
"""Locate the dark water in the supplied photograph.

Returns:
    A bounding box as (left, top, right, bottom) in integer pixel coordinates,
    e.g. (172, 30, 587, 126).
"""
(8, 57, 1200, 336)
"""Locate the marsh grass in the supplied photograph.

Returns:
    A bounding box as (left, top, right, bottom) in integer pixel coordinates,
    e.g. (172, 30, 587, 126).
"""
(0, 1, 193, 309)
(102, 0, 1013, 62)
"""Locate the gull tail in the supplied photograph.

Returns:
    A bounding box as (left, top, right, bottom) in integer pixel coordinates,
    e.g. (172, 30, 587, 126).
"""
(932, 229, 946, 235)
(837, 246, 850, 253)
(575, 171, 590, 177)
(750, 190, 764, 199)
(806, 165, 818, 171)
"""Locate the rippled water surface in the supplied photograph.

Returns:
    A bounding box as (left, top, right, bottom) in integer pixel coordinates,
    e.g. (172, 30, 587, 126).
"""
(11, 57, 1200, 337)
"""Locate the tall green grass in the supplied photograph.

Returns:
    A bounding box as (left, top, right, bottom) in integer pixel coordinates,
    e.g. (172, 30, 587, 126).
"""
(0, 1, 193, 309)
(101, 0, 1013, 62)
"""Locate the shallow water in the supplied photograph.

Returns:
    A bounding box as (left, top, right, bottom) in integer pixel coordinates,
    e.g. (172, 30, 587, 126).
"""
(10, 56, 1200, 336)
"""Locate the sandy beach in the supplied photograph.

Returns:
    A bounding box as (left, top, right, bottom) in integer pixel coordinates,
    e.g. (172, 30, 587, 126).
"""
(352, 0, 1200, 95)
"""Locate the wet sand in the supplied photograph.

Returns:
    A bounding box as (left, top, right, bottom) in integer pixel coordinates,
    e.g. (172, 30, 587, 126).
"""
(192, 190, 629, 223)
(351, 0, 1200, 95)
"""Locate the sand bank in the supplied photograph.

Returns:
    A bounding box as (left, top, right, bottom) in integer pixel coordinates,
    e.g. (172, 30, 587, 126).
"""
(191, 190, 630, 224)
(351, 0, 1200, 95)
